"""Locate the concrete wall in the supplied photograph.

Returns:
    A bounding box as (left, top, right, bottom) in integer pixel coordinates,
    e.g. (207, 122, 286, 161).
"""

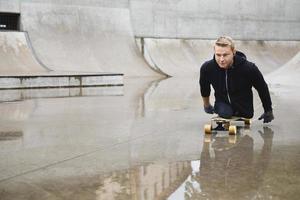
(21, 0, 129, 8)
(0, 0, 299, 40)
(0, 0, 20, 13)
(0, 0, 299, 77)
(130, 0, 300, 40)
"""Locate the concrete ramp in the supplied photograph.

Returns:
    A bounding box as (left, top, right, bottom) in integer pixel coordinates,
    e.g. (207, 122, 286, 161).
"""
(267, 51, 300, 85)
(0, 31, 123, 89)
(0, 31, 48, 74)
(188, 40, 300, 74)
(144, 39, 300, 77)
(143, 39, 202, 77)
(20, 3, 158, 77)
(234, 41, 300, 74)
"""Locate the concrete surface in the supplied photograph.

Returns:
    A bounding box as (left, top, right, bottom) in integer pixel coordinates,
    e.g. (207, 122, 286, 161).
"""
(0, 0, 300, 199)
(267, 52, 300, 86)
(0, 75, 300, 199)
(130, 0, 300, 40)
(0, 86, 124, 102)
(142, 39, 300, 77)
(0, 31, 124, 89)
(0, 73, 123, 89)
(0, 0, 19, 13)
(0, 31, 48, 74)
(20, 2, 159, 76)
(2, 0, 300, 40)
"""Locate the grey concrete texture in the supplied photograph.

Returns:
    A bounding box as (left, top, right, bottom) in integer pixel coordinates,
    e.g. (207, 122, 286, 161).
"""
(0, 73, 123, 89)
(143, 39, 300, 77)
(267, 51, 300, 86)
(0, 76, 300, 199)
(0, 0, 19, 13)
(22, 0, 129, 8)
(130, 0, 300, 40)
(19, 2, 158, 76)
(1, 0, 299, 78)
(0, 86, 124, 102)
(0, 1, 300, 199)
(0, 31, 48, 74)
(0, 32, 123, 89)
(0, 86, 123, 102)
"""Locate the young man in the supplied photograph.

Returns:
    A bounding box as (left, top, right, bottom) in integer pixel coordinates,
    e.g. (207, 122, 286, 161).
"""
(199, 36, 274, 123)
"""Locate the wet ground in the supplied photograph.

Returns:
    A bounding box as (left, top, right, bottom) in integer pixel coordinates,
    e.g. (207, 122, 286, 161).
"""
(0, 77, 299, 200)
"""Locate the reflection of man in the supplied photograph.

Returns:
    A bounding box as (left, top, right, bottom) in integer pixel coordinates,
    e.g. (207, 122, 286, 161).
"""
(199, 36, 274, 123)
(190, 127, 273, 199)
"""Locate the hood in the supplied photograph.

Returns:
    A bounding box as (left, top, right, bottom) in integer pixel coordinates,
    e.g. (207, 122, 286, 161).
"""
(235, 51, 247, 59)
(233, 51, 247, 66)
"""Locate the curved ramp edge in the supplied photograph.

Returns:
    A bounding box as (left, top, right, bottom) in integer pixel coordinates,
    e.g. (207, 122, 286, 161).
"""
(20, 3, 160, 77)
(143, 39, 201, 77)
(0, 31, 49, 75)
(267, 51, 300, 86)
(144, 39, 300, 77)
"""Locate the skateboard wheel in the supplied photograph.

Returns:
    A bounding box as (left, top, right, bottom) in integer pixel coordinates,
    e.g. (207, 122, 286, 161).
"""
(204, 124, 212, 134)
(204, 134, 212, 143)
(228, 125, 237, 135)
(228, 135, 237, 144)
(244, 119, 251, 125)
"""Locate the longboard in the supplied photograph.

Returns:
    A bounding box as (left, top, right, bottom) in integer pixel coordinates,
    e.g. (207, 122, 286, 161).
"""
(204, 116, 251, 135)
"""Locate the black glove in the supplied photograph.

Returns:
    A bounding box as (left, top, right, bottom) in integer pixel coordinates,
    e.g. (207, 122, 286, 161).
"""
(258, 111, 274, 123)
(204, 104, 214, 114)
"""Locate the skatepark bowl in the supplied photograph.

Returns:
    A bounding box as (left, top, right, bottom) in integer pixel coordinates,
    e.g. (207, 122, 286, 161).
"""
(1, 1, 300, 200)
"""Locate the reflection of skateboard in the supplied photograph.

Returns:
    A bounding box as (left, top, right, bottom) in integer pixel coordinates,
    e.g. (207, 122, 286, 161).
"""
(204, 116, 251, 135)
(204, 133, 238, 144)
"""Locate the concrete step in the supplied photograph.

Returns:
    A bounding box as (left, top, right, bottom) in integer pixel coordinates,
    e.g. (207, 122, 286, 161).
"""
(0, 72, 123, 89)
(0, 86, 123, 102)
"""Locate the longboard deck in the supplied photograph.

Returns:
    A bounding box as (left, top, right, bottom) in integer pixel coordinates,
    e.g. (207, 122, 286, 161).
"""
(204, 116, 251, 135)
(212, 116, 250, 123)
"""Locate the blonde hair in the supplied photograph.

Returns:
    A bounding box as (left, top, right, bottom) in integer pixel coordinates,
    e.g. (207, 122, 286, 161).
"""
(215, 36, 235, 51)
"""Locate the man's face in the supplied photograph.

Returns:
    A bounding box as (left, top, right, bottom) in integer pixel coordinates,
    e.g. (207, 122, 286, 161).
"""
(214, 45, 235, 69)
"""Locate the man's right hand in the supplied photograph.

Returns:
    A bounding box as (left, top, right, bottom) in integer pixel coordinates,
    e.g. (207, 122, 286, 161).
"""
(204, 104, 214, 114)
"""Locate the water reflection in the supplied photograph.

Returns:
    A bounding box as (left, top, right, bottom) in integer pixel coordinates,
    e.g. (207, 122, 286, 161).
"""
(95, 128, 274, 200)
(0, 131, 23, 141)
(95, 161, 191, 200)
(173, 127, 274, 200)
(0, 77, 280, 200)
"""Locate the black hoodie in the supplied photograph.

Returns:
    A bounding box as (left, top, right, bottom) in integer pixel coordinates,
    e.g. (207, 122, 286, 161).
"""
(199, 51, 272, 118)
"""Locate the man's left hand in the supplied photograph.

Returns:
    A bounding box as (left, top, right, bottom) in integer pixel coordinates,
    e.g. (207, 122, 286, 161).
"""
(258, 111, 274, 123)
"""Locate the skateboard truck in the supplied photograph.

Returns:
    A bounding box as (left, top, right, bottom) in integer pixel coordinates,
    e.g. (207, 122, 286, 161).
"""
(204, 116, 251, 135)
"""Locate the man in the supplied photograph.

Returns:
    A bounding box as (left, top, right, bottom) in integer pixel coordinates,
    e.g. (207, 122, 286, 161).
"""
(199, 36, 274, 123)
